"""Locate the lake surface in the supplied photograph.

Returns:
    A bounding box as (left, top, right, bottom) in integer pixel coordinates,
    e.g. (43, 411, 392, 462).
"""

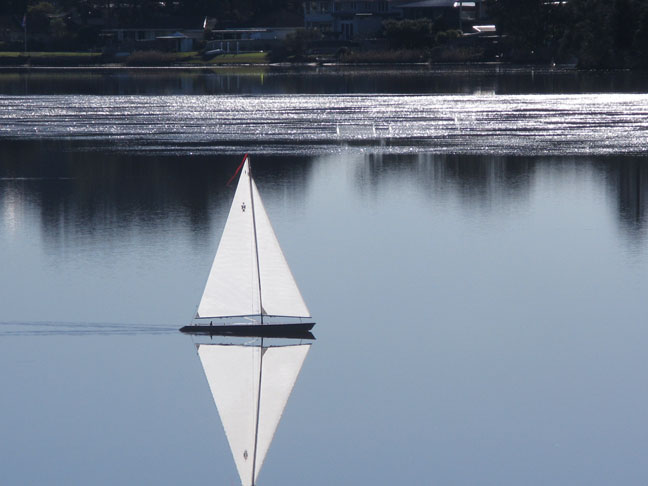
(1, 67, 647, 485)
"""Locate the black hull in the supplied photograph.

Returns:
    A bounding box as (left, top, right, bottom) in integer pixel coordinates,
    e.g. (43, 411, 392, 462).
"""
(179, 322, 315, 339)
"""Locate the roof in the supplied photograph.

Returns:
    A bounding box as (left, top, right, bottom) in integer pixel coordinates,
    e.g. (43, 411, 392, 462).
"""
(399, 0, 478, 7)
(472, 24, 496, 33)
(103, 16, 204, 30)
(211, 28, 270, 34)
(156, 31, 188, 39)
(398, 0, 456, 8)
(211, 27, 299, 33)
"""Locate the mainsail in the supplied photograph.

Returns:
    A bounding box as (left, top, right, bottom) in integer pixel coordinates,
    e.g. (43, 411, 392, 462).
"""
(196, 157, 310, 320)
(198, 343, 311, 486)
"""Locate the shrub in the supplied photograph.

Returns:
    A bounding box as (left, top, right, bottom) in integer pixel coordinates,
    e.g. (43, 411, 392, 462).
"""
(430, 46, 485, 62)
(435, 29, 463, 45)
(383, 19, 435, 49)
(124, 50, 176, 66)
(338, 49, 428, 64)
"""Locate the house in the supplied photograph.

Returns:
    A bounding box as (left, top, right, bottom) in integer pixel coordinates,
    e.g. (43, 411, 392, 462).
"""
(205, 27, 299, 52)
(99, 15, 206, 52)
(101, 27, 203, 52)
(398, 0, 486, 30)
(304, 0, 487, 40)
(155, 32, 194, 52)
(303, 1, 401, 40)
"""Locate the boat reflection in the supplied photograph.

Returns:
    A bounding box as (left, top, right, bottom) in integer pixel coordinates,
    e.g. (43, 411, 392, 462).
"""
(195, 336, 313, 486)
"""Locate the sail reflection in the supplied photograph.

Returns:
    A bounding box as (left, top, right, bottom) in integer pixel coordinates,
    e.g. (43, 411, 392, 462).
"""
(196, 338, 311, 486)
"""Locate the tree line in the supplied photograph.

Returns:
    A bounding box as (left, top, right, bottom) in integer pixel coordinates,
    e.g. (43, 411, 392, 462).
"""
(2, 0, 648, 68)
(1, 0, 303, 30)
(488, 0, 648, 68)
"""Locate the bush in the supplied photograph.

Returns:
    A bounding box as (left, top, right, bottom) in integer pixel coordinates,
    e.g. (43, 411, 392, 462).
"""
(435, 29, 463, 45)
(124, 50, 176, 66)
(383, 19, 435, 49)
(338, 49, 428, 64)
(269, 29, 322, 62)
(430, 46, 485, 62)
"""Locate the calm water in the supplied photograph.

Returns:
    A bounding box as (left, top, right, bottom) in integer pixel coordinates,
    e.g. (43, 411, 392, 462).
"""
(1, 68, 648, 485)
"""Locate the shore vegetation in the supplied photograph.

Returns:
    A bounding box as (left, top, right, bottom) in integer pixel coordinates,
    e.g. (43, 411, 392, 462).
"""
(2, 0, 648, 68)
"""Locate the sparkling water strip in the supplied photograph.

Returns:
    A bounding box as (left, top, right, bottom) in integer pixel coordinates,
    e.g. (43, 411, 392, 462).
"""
(1, 93, 647, 155)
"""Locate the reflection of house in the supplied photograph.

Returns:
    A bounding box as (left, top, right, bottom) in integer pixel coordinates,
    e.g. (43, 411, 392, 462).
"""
(303, 1, 401, 40)
(101, 27, 203, 52)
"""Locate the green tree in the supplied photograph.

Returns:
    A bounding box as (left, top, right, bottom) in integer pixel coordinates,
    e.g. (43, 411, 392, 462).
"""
(27, 1, 56, 34)
(632, 3, 648, 67)
(487, 0, 548, 49)
(561, 0, 645, 68)
(489, 0, 648, 67)
(383, 19, 435, 49)
(0, 0, 28, 15)
(284, 28, 321, 59)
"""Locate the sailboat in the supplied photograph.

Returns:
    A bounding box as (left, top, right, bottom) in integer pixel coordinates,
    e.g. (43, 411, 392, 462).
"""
(180, 155, 315, 338)
(197, 340, 311, 486)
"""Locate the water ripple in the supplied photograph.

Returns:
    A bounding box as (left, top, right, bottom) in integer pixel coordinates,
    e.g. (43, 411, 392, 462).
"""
(1, 94, 647, 155)
(0, 321, 177, 336)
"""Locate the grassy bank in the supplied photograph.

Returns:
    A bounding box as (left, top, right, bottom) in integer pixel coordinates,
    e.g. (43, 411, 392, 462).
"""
(195, 52, 268, 65)
(0, 51, 101, 57)
(0, 51, 103, 66)
(0, 50, 268, 67)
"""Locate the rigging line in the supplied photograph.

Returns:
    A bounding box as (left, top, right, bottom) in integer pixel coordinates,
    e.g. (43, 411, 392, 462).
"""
(248, 157, 264, 326)
(227, 153, 248, 186)
(251, 336, 265, 486)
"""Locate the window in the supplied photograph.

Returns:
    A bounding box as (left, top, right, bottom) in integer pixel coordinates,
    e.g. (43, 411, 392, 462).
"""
(341, 22, 354, 39)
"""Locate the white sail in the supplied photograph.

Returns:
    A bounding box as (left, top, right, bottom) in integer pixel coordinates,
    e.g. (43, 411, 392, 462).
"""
(198, 343, 311, 486)
(196, 157, 310, 319)
(251, 179, 310, 318)
(197, 160, 260, 318)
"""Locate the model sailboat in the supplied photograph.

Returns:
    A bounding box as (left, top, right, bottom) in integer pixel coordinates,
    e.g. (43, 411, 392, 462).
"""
(197, 341, 311, 486)
(180, 155, 315, 337)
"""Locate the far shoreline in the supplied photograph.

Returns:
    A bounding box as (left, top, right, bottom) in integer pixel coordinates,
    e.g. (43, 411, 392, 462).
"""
(0, 62, 586, 73)
(0, 50, 598, 72)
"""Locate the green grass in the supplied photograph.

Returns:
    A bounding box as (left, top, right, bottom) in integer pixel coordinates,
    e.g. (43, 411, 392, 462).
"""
(0, 50, 268, 65)
(173, 51, 200, 59)
(0, 51, 101, 58)
(197, 52, 269, 65)
(126, 51, 268, 65)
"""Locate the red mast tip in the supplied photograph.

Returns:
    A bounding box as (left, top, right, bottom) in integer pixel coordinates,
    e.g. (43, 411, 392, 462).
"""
(226, 153, 249, 186)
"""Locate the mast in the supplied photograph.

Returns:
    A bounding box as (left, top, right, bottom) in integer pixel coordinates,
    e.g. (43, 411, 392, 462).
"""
(248, 158, 264, 325)
(251, 338, 264, 486)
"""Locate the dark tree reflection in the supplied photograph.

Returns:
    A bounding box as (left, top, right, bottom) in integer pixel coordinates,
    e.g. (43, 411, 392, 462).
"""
(0, 141, 313, 250)
(357, 153, 648, 244)
(2, 67, 648, 96)
(601, 157, 648, 244)
(357, 153, 534, 207)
